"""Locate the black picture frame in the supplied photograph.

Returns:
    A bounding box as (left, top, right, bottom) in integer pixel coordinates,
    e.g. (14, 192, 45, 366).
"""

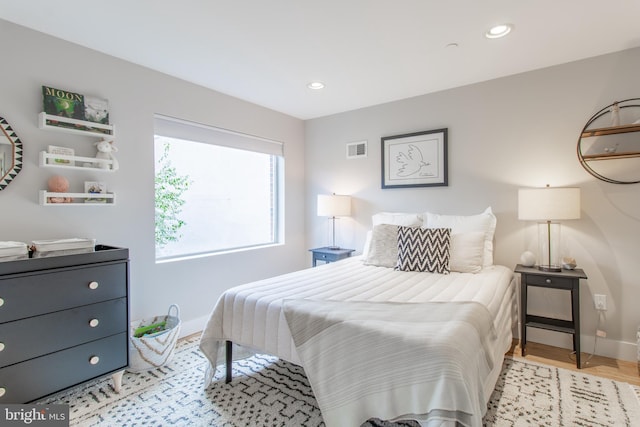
(381, 128, 448, 189)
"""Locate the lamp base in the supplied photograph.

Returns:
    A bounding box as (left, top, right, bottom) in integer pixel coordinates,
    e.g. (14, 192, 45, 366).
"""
(538, 264, 562, 272)
(327, 245, 341, 250)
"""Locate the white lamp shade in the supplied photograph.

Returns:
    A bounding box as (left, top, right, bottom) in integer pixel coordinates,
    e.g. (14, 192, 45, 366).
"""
(518, 187, 580, 221)
(317, 194, 351, 217)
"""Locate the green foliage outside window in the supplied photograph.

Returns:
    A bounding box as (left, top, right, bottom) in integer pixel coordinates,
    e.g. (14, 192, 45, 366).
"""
(155, 143, 191, 248)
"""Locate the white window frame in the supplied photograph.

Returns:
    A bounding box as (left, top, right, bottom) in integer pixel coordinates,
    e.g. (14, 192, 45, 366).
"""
(154, 114, 284, 262)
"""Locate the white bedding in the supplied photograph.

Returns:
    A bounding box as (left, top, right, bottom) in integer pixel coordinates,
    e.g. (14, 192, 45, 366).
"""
(199, 256, 516, 425)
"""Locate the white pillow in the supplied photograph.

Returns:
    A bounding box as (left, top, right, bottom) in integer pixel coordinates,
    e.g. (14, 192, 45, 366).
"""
(423, 207, 497, 267)
(363, 224, 399, 268)
(363, 212, 423, 258)
(372, 212, 423, 227)
(449, 232, 485, 273)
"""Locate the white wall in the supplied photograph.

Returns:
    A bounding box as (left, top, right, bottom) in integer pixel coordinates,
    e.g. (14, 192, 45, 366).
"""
(305, 47, 640, 362)
(0, 20, 307, 336)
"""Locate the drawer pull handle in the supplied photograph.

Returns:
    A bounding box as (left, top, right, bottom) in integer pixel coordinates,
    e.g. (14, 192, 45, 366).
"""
(0, 343, 4, 352)
(89, 319, 100, 328)
(89, 356, 100, 365)
(0, 388, 5, 398)
(545, 279, 552, 284)
(0, 297, 4, 307)
(88, 281, 99, 290)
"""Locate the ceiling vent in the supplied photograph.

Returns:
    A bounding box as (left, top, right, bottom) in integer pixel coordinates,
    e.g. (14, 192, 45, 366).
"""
(346, 140, 367, 159)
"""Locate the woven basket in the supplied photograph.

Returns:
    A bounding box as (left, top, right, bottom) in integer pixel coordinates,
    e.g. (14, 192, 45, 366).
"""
(128, 304, 181, 372)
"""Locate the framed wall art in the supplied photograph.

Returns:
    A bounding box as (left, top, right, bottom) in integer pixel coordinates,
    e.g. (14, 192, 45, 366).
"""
(381, 128, 448, 189)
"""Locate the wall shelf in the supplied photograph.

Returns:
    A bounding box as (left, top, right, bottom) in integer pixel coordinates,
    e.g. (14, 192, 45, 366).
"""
(581, 123, 640, 138)
(39, 151, 115, 171)
(38, 112, 115, 141)
(577, 98, 640, 184)
(582, 151, 640, 161)
(39, 190, 116, 206)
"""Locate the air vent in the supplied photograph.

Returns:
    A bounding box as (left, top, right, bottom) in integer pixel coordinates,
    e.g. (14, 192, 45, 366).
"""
(346, 141, 367, 159)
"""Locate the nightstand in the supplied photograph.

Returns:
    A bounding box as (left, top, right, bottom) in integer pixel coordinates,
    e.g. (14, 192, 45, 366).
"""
(309, 247, 355, 267)
(515, 264, 587, 368)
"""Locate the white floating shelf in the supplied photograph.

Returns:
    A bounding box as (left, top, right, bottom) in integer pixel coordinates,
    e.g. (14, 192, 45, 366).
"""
(39, 190, 116, 206)
(38, 112, 115, 140)
(39, 151, 116, 171)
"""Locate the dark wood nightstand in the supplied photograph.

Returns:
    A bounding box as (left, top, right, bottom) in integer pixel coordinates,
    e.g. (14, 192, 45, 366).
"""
(309, 247, 355, 267)
(515, 264, 587, 368)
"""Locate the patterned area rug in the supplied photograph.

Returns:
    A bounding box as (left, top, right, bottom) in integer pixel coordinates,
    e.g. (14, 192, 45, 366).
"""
(39, 335, 640, 426)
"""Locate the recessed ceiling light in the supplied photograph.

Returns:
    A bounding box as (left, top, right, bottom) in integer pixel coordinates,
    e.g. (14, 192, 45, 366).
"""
(485, 24, 513, 39)
(307, 81, 325, 90)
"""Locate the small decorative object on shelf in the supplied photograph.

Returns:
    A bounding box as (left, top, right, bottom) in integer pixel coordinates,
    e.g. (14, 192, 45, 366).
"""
(94, 140, 119, 171)
(610, 102, 620, 127)
(84, 181, 107, 203)
(47, 145, 75, 166)
(47, 175, 72, 203)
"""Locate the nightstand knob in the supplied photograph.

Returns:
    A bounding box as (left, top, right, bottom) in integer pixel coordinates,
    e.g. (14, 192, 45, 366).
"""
(0, 297, 4, 307)
(0, 388, 5, 397)
(89, 318, 100, 328)
(88, 281, 99, 290)
(89, 356, 100, 365)
(545, 279, 552, 284)
(0, 342, 4, 352)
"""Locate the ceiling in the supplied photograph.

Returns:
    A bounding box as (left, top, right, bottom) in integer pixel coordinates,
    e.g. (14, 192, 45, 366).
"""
(1, 1, 639, 120)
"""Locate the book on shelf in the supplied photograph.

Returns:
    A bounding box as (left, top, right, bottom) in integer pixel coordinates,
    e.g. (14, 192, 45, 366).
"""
(47, 145, 75, 166)
(84, 181, 107, 203)
(42, 85, 110, 134)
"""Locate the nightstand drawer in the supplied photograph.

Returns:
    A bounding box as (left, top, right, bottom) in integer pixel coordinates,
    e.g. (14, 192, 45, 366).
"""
(0, 298, 127, 368)
(316, 252, 340, 262)
(0, 332, 127, 403)
(526, 274, 573, 289)
(0, 262, 127, 323)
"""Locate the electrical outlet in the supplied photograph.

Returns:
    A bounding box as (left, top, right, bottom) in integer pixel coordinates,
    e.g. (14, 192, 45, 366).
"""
(596, 329, 607, 338)
(594, 294, 607, 311)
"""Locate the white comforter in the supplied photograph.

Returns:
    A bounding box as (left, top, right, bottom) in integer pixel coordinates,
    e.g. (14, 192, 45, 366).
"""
(199, 257, 516, 425)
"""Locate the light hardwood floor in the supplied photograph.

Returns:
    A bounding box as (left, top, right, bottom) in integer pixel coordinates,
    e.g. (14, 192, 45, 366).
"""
(507, 340, 640, 386)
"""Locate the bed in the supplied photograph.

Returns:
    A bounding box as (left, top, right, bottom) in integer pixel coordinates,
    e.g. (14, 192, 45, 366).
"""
(199, 208, 518, 427)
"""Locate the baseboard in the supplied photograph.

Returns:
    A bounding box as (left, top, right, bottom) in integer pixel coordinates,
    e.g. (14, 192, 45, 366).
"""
(179, 314, 209, 339)
(517, 324, 638, 363)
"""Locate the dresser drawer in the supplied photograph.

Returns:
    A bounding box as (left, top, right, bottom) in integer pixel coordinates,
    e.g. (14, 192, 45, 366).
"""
(0, 332, 127, 403)
(0, 262, 127, 322)
(525, 274, 573, 290)
(0, 298, 126, 368)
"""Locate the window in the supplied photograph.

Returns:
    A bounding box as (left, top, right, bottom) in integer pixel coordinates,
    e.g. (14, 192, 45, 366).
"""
(154, 115, 284, 261)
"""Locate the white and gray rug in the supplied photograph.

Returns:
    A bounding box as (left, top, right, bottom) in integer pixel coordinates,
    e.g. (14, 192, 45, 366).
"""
(38, 335, 640, 426)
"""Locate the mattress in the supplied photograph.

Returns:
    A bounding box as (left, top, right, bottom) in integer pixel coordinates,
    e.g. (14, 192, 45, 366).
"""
(199, 256, 517, 425)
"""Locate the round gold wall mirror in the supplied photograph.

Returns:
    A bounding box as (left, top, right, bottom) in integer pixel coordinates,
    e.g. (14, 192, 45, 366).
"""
(577, 98, 640, 184)
(0, 117, 23, 191)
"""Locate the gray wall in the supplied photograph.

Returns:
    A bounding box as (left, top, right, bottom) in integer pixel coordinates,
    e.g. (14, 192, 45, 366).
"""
(305, 47, 640, 361)
(0, 20, 307, 335)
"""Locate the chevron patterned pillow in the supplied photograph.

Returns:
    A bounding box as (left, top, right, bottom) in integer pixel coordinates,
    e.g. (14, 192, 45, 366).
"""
(396, 226, 451, 274)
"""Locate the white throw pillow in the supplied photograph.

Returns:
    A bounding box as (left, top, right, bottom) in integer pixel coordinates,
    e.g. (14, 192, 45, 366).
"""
(449, 232, 485, 273)
(363, 212, 423, 258)
(363, 224, 399, 268)
(423, 207, 497, 267)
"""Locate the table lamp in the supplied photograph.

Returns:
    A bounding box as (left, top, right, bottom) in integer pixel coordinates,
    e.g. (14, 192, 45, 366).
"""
(317, 194, 351, 249)
(518, 186, 580, 271)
